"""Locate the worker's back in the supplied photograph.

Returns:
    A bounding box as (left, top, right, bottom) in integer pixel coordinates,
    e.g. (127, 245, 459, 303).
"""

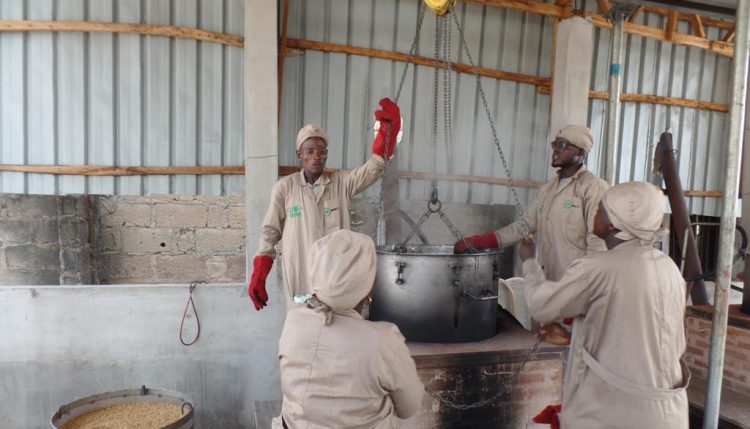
(562, 240, 689, 428)
(275, 306, 423, 429)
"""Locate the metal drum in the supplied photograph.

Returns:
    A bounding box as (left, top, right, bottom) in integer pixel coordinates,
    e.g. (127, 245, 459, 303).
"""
(370, 244, 503, 343)
(50, 386, 194, 429)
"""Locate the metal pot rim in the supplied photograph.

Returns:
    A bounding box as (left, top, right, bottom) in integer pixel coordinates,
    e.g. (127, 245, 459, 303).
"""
(376, 244, 500, 256)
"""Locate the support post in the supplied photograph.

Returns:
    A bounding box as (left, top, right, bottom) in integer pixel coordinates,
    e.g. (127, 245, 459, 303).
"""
(604, 4, 636, 184)
(703, 0, 750, 426)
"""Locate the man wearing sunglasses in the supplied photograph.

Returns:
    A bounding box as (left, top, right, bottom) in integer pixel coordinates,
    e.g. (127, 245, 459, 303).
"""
(248, 99, 403, 311)
(455, 124, 609, 341)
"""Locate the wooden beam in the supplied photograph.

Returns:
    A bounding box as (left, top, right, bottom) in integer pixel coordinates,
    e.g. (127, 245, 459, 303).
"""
(278, 165, 722, 197)
(629, 5, 643, 23)
(596, 0, 611, 15)
(722, 27, 736, 43)
(0, 165, 245, 176)
(285, 38, 551, 88)
(538, 86, 729, 113)
(666, 11, 678, 41)
(0, 20, 243, 47)
(462, 0, 566, 18)
(689, 14, 706, 38)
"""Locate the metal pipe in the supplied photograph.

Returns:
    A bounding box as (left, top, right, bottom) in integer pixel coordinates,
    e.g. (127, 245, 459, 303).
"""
(655, 132, 709, 304)
(604, 4, 637, 184)
(703, 0, 750, 426)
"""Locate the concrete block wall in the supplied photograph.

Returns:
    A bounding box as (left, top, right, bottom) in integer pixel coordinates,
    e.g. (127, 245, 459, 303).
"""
(94, 195, 247, 284)
(684, 309, 750, 396)
(0, 194, 93, 285)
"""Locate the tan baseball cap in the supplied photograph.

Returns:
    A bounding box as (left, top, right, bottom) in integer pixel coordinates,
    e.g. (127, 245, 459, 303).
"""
(296, 124, 329, 151)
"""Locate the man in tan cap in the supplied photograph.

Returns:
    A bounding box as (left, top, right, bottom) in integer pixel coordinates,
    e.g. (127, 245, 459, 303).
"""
(519, 181, 689, 429)
(273, 230, 424, 428)
(455, 124, 608, 343)
(248, 99, 402, 310)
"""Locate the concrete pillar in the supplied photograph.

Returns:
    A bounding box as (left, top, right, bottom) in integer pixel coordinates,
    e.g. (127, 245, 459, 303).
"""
(243, 2, 287, 423)
(245, 0, 279, 278)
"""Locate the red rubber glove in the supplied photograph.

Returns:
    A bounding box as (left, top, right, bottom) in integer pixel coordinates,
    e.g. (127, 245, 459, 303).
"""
(532, 404, 561, 429)
(248, 255, 273, 311)
(453, 231, 499, 254)
(372, 98, 401, 159)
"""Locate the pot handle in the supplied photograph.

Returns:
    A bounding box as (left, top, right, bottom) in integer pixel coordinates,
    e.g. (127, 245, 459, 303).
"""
(462, 290, 500, 301)
(394, 262, 407, 285)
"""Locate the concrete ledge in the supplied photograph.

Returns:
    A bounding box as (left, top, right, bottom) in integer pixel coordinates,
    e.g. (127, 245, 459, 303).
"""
(688, 374, 750, 429)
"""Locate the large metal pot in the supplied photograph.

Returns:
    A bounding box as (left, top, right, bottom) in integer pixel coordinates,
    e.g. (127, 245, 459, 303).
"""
(370, 245, 506, 343)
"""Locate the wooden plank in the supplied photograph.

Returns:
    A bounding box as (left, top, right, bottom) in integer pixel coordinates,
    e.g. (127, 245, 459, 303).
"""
(628, 5, 643, 23)
(689, 14, 706, 38)
(538, 86, 730, 113)
(0, 165, 244, 176)
(285, 38, 551, 88)
(723, 27, 736, 43)
(596, 0, 611, 15)
(462, 0, 566, 18)
(5, 164, 723, 198)
(666, 11, 678, 41)
(0, 20, 244, 47)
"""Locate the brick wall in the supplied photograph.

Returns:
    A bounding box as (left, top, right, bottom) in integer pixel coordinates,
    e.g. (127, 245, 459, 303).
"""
(0, 194, 93, 285)
(93, 195, 246, 284)
(684, 307, 750, 396)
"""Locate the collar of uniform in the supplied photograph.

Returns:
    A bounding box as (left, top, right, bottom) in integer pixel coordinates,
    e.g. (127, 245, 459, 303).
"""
(556, 164, 587, 181)
(297, 170, 332, 187)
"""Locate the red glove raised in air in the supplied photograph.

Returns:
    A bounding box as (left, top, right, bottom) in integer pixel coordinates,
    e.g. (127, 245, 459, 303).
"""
(453, 231, 500, 254)
(533, 404, 561, 429)
(248, 255, 274, 311)
(372, 98, 402, 159)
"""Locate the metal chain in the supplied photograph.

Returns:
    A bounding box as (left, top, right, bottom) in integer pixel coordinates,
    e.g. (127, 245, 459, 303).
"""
(376, 3, 427, 245)
(425, 336, 543, 410)
(449, 11, 529, 238)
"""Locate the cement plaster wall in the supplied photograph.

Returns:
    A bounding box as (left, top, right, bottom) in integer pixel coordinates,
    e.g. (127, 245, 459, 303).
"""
(0, 283, 285, 429)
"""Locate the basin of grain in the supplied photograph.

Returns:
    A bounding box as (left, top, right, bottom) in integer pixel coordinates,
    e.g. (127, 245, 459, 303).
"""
(51, 387, 194, 429)
(61, 401, 184, 429)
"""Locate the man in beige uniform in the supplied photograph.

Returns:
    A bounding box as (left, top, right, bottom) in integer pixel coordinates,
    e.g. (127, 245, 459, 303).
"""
(455, 124, 608, 282)
(273, 230, 424, 428)
(520, 181, 689, 429)
(248, 99, 402, 310)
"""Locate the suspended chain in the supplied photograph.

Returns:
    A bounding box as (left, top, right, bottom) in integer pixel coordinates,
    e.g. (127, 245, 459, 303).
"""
(449, 11, 529, 238)
(425, 336, 543, 410)
(376, 3, 427, 245)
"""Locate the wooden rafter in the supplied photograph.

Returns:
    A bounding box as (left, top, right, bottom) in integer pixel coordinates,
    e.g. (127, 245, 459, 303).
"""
(0, 20, 243, 47)
(596, 0, 612, 15)
(462, 0, 735, 57)
(285, 38, 551, 87)
(667, 11, 678, 41)
(689, 14, 706, 38)
(629, 6, 643, 23)
(723, 27, 736, 43)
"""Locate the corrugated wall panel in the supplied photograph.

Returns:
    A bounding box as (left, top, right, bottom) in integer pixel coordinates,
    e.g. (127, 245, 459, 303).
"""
(280, 0, 554, 210)
(0, 0, 244, 196)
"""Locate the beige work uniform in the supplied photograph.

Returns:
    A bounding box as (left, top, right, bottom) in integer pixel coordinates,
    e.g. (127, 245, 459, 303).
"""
(523, 240, 689, 429)
(272, 307, 424, 429)
(496, 166, 608, 281)
(256, 155, 385, 306)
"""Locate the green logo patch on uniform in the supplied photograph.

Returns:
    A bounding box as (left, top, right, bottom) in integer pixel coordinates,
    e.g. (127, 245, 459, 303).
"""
(324, 208, 333, 217)
(563, 199, 579, 209)
(289, 205, 302, 218)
